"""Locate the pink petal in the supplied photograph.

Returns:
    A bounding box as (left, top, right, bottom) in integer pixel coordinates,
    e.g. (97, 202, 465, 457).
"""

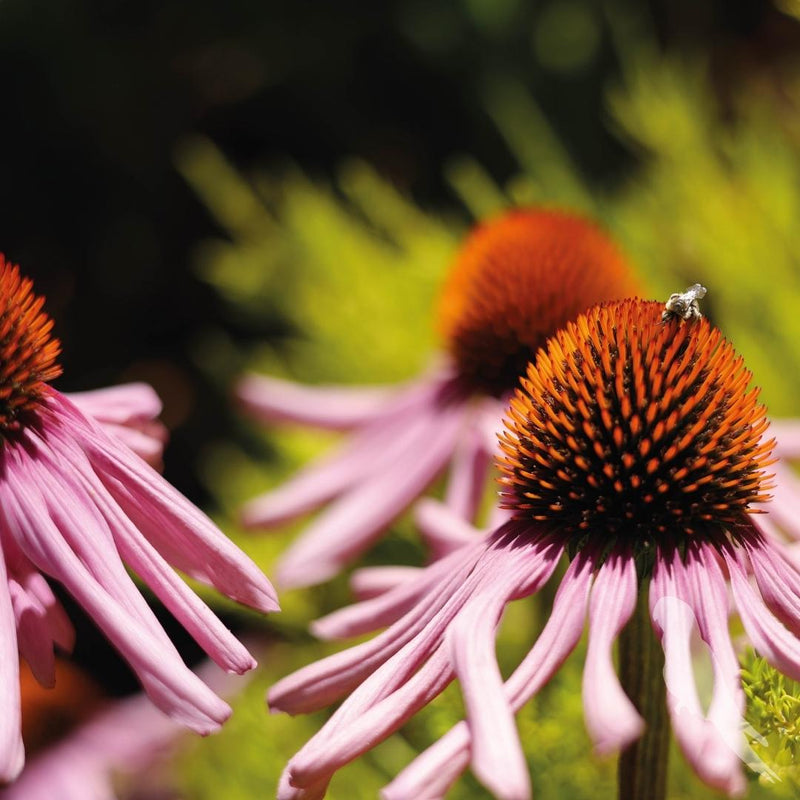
(349, 566, 424, 601)
(312, 540, 485, 640)
(0, 459, 231, 734)
(278, 530, 561, 793)
(51, 395, 278, 614)
(723, 544, 800, 683)
(96, 422, 165, 468)
(276, 404, 467, 588)
(240, 408, 410, 529)
(94, 491, 257, 674)
(0, 538, 75, 657)
(66, 383, 167, 468)
(35, 435, 250, 674)
(448, 538, 563, 800)
(650, 551, 705, 751)
(687, 545, 747, 796)
(65, 383, 162, 422)
(444, 423, 492, 522)
(651, 547, 745, 795)
(766, 462, 800, 540)
(236, 373, 402, 431)
(10, 441, 181, 653)
(0, 549, 25, 783)
(449, 593, 530, 800)
(278, 767, 330, 800)
(746, 534, 800, 637)
(287, 648, 454, 790)
(414, 499, 479, 559)
(271, 539, 489, 714)
(8, 579, 56, 688)
(582, 550, 643, 755)
(240, 376, 453, 530)
(771, 420, 800, 459)
(383, 550, 593, 800)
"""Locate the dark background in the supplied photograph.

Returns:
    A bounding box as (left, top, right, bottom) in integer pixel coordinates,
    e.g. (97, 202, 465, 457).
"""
(1, 0, 797, 695)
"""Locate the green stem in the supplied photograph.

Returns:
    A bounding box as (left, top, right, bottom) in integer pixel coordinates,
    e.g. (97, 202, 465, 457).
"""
(617, 581, 670, 800)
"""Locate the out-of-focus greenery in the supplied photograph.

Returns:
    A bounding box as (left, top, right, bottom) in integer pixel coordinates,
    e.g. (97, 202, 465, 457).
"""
(171, 23, 800, 800)
(742, 654, 800, 796)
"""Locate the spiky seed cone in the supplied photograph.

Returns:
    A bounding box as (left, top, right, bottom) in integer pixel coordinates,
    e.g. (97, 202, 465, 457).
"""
(498, 299, 775, 544)
(0, 257, 62, 433)
(438, 209, 640, 396)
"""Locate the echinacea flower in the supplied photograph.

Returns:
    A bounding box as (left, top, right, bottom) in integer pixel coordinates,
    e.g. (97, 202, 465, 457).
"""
(0, 257, 279, 783)
(269, 295, 794, 800)
(237, 208, 641, 588)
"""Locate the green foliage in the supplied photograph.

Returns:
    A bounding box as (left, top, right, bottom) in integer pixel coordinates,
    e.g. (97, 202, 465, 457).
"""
(742, 654, 800, 796)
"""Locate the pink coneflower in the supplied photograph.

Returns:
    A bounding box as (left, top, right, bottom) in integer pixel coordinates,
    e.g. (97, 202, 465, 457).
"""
(237, 208, 642, 588)
(0, 257, 279, 783)
(269, 295, 794, 800)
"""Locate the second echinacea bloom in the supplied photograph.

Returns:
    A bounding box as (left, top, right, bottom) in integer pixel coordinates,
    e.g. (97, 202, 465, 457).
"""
(0, 257, 279, 783)
(269, 295, 794, 800)
(237, 208, 641, 587)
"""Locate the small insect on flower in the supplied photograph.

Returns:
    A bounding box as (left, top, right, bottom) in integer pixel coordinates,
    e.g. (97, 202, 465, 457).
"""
(237, 208, 642, 588)
(661, 282, 707, 322)
(268, 291, 800, 800)
(0, 256, 278, 784)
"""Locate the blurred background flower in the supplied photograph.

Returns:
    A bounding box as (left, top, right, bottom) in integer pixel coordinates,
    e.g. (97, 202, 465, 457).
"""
(4, 0, 800, 797)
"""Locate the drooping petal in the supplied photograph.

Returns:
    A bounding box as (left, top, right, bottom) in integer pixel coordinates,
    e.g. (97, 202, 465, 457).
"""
(582, 550, 643, 755)
(240, 401, 425, 529)
(746, 534, 800, 638)
(1, 545, 74, 655)
(8, 579, 57, 688)
(277, 766, 330, 800)
(449, 536, 563, 800)
(26, 428, 249, 675)
(444, 423, 492, 522)
(687, 544, 747, 796)
(311, 539, 485, 640)
(291, 534, 551, 786)
(0, 455, 231, 734)
(49, 395, 278, 614)
(87, 482, 257, 674)
(723, 544, 800, 683)
(236, 373, 401, 430)
(278, 526, 550, 796)
(271, 539, 490, 714)
(449, 593, 530, 800)
(650, 549, 706, 760)
(0, 548, 24, 783)
(66, 383, 167, 468)
(65, 383, 162, 423)
(414, 499, 480, 559)
(286, 648, 454, 792)
(652, 546, 747, 796)
(383, 549, 593, 800)
(276, 403, 467, 588)
(349, 566, 424, 601)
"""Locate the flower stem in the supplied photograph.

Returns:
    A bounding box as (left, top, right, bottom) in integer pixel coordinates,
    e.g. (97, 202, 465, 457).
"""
(617, 581, 670, 800)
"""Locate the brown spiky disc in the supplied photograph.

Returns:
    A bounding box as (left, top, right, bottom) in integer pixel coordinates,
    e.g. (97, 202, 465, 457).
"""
(438, 209, 641, 396)
(0, 256, 61, 433)
(498, 299, 775, 543)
